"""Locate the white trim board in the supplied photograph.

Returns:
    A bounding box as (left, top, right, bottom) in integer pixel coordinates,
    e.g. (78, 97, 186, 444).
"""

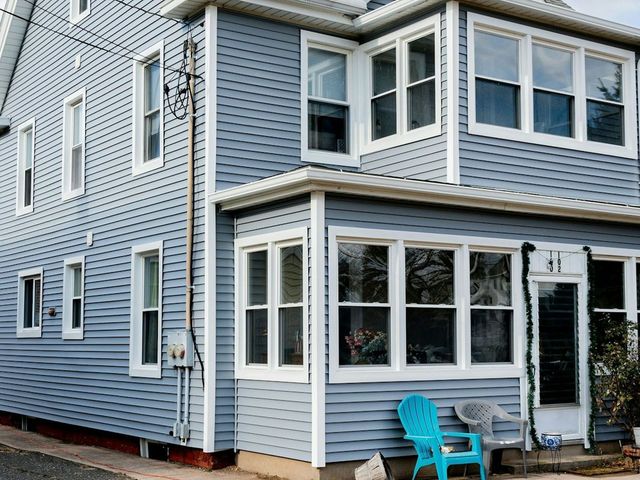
(445, 1, 459, 184)
(210, 166, 640, 226)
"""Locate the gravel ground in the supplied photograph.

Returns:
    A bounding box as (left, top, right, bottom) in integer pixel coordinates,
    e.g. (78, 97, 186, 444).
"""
(0, 444, 129, 480)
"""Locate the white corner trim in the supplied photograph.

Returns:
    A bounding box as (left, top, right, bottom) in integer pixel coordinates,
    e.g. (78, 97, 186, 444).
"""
(61, 87, 86, 201)
(15, 117, 36, 216)
(203, 4, 217, 454)
(129, 241, 163, 379)
(16, 267, 44, 339)
(445, 1, 460, 184)
(300, 30, 360, 168)
(62, 256, 85, 340)
(132, 41, 165, 177)
(209, 167, 640, 226)
(310, 191, 326, 468)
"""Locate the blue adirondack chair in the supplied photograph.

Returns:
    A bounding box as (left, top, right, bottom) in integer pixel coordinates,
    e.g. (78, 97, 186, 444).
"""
(397, 395, 486, 480)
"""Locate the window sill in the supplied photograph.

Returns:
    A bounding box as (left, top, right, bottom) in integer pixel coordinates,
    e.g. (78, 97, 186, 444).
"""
(70, 10, 90, 25)
(468, 122, 638, 159)
(129, 365, 162, 379)
(17, 328, 42, 339)
(302, 150, 359, 168)
(360, 123, 442, 156)
(62, 329, 84, 340)
(236, 366, 309, 383)
(329, 365, 523, 383)
(15, 206, 34, 217)
(62, 189, 85, 202)
(132, 157, 164, 177)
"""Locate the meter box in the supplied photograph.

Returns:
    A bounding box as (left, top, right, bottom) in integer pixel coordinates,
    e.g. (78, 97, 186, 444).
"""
(167, 330, 194, 368)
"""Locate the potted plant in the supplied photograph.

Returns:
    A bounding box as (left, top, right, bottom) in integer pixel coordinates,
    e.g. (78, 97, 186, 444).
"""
(593, 315, 640, 447)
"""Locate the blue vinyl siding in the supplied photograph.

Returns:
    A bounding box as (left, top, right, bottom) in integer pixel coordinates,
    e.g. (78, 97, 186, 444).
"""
(0, 1, 206, 448)
(458, 8, 640, 205)
(215, 197, 312, 456)
(323, 193, 634, 460)
(361, 10, 448, 182)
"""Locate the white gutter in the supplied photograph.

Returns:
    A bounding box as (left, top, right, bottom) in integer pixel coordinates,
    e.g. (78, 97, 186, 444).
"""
(210, 167, 640, 225)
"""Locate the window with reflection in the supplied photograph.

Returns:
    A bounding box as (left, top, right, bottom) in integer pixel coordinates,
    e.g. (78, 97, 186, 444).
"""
(338, 243, 390, 366)
(405, 248, 455, 365)
(246, 250, 268, 365)
(592, 260, 626, 358)
(279, 245, 304, 366)
(586, 57, 624, 146)
(469, 252, 513, 363)
(533, 44, 574, 137)
(474, 30, 520, 129)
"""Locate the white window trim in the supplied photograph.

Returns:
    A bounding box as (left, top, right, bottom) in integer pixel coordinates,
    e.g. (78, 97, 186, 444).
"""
(62, 256, 85, 340)
(17, 267, 43, 339)
(467, 12, 638, 159)
(359, 13, 442, 155)
(301, 31, 359, 168)
(61, 88, 86, 201)
(132, 41, 164, 176)
(16, 118, 35, 216)
(129, 241, 163, 378)
(235, 227, 309, 383)
(69, 0, 90, 24)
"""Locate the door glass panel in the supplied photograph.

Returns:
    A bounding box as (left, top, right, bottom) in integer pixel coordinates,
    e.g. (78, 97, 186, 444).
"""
(538, 282, 579, 405)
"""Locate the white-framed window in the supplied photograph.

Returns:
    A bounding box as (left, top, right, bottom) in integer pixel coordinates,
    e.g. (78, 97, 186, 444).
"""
(360, 14, 441, 154)
(16, 118, 35, 216)
(17, 267, 43, 338)
(63, 257, 85, 340)
(301, 31, 358, 167)
(132, 42, 164, 176)
(329, 227, 522, 383)
(70, 0, 90, 23)
(468, 12, 638, 159)
(62, 88, 86, 200)
(130, 242, 162, 378)
(235, 228, 308, 383)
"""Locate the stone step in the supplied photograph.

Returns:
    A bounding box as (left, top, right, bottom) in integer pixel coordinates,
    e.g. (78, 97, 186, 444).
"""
(502, 453, 620, 475)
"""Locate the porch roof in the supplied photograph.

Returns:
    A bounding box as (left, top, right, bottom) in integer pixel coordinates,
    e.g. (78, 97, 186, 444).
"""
(210, 166, 640, 225)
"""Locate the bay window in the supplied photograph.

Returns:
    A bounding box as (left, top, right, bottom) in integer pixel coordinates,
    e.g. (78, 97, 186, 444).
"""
(236, 229, 308, 382)
(469, 12, 636, 158)
(301, 32, 358, 166)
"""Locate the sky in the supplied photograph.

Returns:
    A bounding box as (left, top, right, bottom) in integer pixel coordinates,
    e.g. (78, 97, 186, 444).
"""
(563, 0, 640, 28)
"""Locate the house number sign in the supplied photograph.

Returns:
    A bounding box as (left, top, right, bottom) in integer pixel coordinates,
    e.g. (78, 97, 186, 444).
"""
(547, 251, 562, 273)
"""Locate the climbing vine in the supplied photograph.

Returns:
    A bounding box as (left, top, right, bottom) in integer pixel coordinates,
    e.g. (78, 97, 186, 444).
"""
(583, 245, 598, 452)
(521, 242, 541, 450)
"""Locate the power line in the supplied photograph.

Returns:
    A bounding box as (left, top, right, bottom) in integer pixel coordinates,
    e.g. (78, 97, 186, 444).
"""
(0, 5, 202, 79)
(113, 0, 185, 25)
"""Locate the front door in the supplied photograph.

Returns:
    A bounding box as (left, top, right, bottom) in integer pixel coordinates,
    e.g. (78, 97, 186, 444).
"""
(532, 280, 584, 440)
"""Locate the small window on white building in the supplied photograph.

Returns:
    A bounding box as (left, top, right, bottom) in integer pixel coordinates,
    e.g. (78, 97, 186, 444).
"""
(62, 88, 86, 200)
(16, 118, 35, 216)
(63, 257, 84, 340)
(17, 268, 43, 338)
(70, 0, 90, 23)
(130, 242, 162, 378)
(133, 42, 164, 175)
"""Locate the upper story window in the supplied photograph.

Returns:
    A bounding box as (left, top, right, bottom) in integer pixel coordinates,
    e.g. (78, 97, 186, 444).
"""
(63, 257, 84, 340)
(361, 14, 440, 154)
(16, 118, 35, 216)
(133, 42, 164, 176)
(468, 13, 637, 159)
(301, 32, 358, 167)
(17, 268, 43, 338)
(70, 0, 90, 23)
(236, 228, 308, 383)
(62, 88, 86, 200)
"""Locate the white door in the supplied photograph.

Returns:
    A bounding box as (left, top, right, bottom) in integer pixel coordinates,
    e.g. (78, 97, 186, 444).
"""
(532, 279, 584, 441)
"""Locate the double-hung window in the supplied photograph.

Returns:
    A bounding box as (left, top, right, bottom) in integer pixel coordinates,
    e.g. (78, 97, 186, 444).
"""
(16, 119, 35, 215)
(70, 0, 90, 23)
(592, 259, 628, 359)
(301, 32, 358, 166)
(236, 229, 308, 382)
(17, 268, 43, 338)
(469, 13, 637, 158)
(130, 242, 162, 378)
(62, 89, 86, 200)
(63, 257, 84, 340)
(361, 15, 440, 152)
(133, 42, 164, 175)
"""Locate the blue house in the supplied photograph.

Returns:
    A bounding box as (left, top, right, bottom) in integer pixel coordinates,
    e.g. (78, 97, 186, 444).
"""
(1, 0, 639, 478)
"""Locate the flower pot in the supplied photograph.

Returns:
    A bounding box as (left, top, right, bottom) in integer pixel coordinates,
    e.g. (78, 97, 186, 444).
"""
(634, 427, 640, 448)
